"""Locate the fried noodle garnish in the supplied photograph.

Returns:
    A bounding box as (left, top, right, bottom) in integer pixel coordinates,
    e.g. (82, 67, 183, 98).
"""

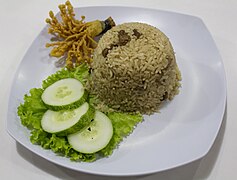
(45, 1, 115, 68)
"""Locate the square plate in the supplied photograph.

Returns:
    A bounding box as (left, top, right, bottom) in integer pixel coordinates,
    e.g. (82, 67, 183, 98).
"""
(7, 6, 226, 176)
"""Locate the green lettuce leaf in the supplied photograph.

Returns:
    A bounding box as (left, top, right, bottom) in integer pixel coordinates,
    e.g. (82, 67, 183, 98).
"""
(17, 64, 143, 162)
(100, 112, 143, 156)
(17, 88, 47, 130)
(30, 129, 96, 162)
(42, 63, 89, 89)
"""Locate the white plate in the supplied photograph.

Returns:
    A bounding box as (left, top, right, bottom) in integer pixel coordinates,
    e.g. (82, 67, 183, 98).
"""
(7, 6, 226, 176)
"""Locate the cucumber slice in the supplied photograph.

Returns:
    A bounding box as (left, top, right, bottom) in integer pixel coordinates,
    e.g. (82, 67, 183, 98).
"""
(68, 111, 113, 154)
(41, 102, 95, 136)
(41, 78, 87, 111)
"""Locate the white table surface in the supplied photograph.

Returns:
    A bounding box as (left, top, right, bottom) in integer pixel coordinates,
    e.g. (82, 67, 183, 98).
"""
(1, 0, 236, 179)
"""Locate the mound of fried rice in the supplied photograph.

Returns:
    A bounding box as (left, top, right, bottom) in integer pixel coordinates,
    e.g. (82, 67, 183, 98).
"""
(89, 22, 181, 114)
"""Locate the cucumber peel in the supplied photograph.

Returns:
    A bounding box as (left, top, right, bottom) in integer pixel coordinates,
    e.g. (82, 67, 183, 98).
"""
(68, 111, 113, 154)
(41, 102, 95, 136)
(43, 90, 88, 111)
(42, 78, 88, 111)
(57, 104, 95, 136)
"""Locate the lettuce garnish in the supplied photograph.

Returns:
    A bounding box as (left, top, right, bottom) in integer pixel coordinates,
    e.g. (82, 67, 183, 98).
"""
(17, 65, 143, 162)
